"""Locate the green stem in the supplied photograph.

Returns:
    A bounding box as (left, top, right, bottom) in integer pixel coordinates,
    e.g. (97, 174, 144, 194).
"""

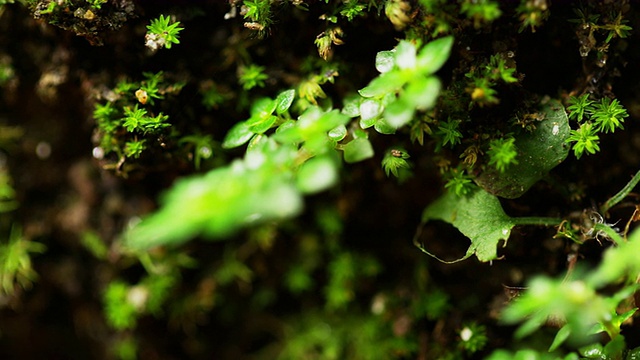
(600, 169, 640, 214)
(512, 217, 562, 227)
(594, 223, 624, 246)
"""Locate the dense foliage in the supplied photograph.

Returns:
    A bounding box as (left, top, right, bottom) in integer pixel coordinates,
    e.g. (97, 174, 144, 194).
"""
(1, 0, 640, 359)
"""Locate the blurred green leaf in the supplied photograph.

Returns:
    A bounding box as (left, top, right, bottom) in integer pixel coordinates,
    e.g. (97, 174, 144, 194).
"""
(296, 155, 338, 194)
(395, 41, 417, 70)
(416, 35, 454, 74)
(328, 124, 347, 141)
(343, 138, 374, 163)
(383, 98, 415, 129)
(404, 75, 441, 110)
(359, 98, 383, 122)
(126, 153, 303, 249)
(247, 114, 277, 134)
(375, 50, 395, 73)
(222, 122, 254, 149)
(358, 71, 406, 98)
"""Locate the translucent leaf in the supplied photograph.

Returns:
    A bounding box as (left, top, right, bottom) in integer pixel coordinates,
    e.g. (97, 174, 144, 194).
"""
(375, 50, 395, 73)
(296, 155, 338, 194)
(420, 189, 515, 262)
(247, 114, 277, 134)
(328, 124, 347, 141)
(251, 97, 277, 118)
(416, 35, 454, 75)
(315, 109, 350, 132)
(549, 324, 572, 352)
(374, 119, 396, 134)
(587, 227, 640, 287)
(222, 122, 253, 149)
(404, 76, 441, 110)
(395, 41, 417, 70)
(360, 116, 376, 129)
(358, 71, 406, 98)
(383, 98, 415, 129)
(475, 100, 570, 198)
(274, 120, 302, 143)
(341, 95, 361, 117)
(343, 137, 374, 163)
(275, 89, 295, 114)
(359, 98, 383, 122)
(126, 157, 303, 249)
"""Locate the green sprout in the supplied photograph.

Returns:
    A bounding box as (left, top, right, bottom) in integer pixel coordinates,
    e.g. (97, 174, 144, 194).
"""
(516, 0, 550, 33)
(566, 93, 594, 122)
(591, 97, 628, 133)
(145, 14, 184, 51)
(0, 226, 46, 295)
(86, 0, 107, 9)
(122, 105, 149, 133)
(238, 64, 269, 90)
(444, 167, 475, 196)
(460, 0, 502, 28)
(242, 0, 273, 33)
(458, 322, 488, 354)
(124, 139, 146, 159)
(436, 119, 463, 149)
(487, 137, 518, 172)
(103, 280, 139, 330)
(381, 148, 411, 178)
(0, 170, 18, 213)
(566, 122, 600, 159)
(599, 12, 632, 43)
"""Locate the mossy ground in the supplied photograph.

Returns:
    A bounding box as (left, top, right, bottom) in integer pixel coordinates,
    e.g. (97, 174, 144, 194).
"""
(1, 1, 640, 359)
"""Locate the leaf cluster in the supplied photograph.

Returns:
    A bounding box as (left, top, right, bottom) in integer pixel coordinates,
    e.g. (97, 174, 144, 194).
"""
(145, 14, 183, 51)
(565, 94, 629, 159)
(93, 71, 186, 170)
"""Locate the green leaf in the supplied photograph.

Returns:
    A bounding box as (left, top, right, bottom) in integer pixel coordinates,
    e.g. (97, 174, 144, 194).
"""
(587, 226, 640, 287)
(125, 157, 303, 249)
(341, 95, 361, 117)
(358, 71, 406, 98)
(404, 76, 441, 110)
(247, 114, 277, 134)
(275, 89, 295, 114)
(383, 98, 415, 129)
(222, 122, 254, 149)
(416, 36, 454, 74)
(375, 50, 395, 73)
(328, 124, 347, 141)
(296, 155, 338, 194)
(360, 115, 377, 129)
(420, 189, 515, 262)
(374, 119, 396, 134)
(549, 324, 572, 352)
(343, 137, 374, 163)
(250, 97, 277, 119)
(395, 41, 417, 70)
(474, 100, 570, 198)
(359, 98, 383, 122)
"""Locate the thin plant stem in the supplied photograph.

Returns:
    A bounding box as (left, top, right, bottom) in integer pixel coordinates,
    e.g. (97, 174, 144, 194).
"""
(512, 217, 562, 227)
(594, 223, 624, 245)
(600, 169, 640, 215)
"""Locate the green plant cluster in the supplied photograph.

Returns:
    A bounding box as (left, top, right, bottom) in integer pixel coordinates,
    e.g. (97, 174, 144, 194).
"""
(2, 1, 640, 359)
(565, 94, 629, 159)
(92, 71, 187, 174)
(0, 126, 45, 297)
(145, 14, 183, 52)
